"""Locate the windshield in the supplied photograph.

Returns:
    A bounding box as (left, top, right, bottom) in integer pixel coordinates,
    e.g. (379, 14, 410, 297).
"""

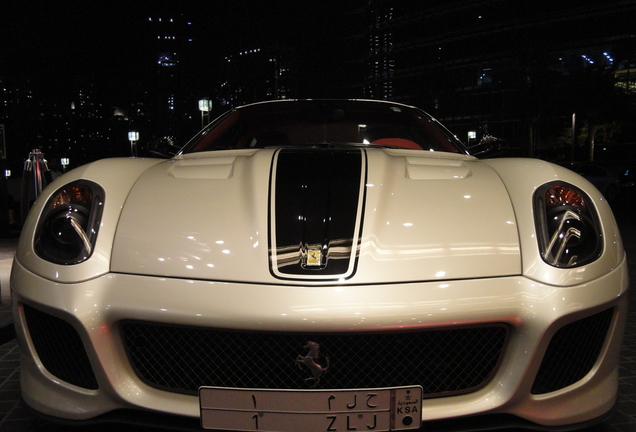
(181, 100, 467, 154)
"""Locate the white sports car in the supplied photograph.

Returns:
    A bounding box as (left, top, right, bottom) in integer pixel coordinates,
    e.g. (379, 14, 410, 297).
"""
(11, 99, 628, 431)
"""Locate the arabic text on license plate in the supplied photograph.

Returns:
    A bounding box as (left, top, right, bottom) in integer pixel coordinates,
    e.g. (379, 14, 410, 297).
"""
(199, 386, 422, 432)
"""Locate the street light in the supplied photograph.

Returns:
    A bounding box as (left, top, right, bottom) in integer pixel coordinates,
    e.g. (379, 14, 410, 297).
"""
(61, 157, 69, 172)
(199, 98, 212, 128)
(467, 131, 477, 146)
(128, 131, 139, 157)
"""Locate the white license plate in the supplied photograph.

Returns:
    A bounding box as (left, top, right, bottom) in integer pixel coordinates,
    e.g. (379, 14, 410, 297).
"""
(199, 386, 422, 432)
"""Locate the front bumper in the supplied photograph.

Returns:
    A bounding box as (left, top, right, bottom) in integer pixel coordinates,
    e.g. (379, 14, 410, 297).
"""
(11, 256, 629, 429)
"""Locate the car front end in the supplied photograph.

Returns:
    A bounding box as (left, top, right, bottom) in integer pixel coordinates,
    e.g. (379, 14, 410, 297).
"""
(11, 100, 628, 431)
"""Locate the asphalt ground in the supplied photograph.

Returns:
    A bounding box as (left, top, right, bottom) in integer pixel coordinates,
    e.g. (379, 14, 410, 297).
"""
(0, 200, 635, 431)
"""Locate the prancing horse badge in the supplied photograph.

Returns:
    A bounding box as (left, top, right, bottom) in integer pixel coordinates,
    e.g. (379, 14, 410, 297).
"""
(295, 341, 330, 387)
(306, 248, 322, 266)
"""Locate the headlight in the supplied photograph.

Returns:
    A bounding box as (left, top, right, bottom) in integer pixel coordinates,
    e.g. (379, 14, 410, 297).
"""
(34, 180, 105, 265)
(534, 182, 602, 268)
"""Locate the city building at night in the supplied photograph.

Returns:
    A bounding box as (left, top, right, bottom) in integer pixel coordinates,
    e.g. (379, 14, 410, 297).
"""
(218, 46, 298, 107)
(145, 13, 196, 135)
(359, 0, 636, 158)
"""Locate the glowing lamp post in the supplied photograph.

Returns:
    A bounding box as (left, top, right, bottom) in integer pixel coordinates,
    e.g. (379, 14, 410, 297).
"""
(128, 131, 139, 157)
(199, 98, 212, 128)
(61, 157, 69, 172)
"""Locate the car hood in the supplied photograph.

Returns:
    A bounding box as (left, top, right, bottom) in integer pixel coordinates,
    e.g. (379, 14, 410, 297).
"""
(111, 148, 521, 284)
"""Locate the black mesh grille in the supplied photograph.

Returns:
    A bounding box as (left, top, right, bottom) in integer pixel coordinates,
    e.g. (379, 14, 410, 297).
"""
(121, 321, 507, 396)
(23, 304, 98, 390)
(532, 308, 614, 394)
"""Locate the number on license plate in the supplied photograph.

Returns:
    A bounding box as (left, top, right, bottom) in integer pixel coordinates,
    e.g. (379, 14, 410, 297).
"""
(199, 386, 422, 432)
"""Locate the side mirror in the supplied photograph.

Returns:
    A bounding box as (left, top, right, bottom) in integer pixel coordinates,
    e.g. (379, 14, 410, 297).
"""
(468, 135, 510, 158)
(145, 135, 181, 158)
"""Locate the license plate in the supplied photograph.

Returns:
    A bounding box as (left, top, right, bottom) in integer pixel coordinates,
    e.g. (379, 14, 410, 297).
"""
(199, 386, 422, 432)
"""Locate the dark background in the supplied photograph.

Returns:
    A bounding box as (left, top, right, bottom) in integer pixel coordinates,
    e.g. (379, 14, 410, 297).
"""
(0, 1, 350, 101)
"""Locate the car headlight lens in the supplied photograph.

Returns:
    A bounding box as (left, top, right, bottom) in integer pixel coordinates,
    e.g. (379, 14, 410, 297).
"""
(534, 182, 602, 268)
(34, 180, 105, 265)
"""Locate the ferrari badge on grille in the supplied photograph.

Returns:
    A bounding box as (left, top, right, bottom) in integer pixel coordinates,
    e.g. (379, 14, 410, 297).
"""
(306, 248, 322, 266)
(295, 341, 330, 387)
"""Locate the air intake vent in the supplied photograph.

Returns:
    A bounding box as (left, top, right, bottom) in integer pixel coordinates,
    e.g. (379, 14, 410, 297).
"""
(23, 304, 98, 390)
(532, 308, 613, 394)
(121, 322, 507, 397)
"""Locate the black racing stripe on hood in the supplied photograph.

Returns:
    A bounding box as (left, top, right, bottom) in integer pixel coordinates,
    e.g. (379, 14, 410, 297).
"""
(269, 148, 365, 280)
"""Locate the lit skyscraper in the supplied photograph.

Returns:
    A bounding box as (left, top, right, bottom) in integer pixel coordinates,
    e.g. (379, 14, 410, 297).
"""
(145, 12, 194, 135)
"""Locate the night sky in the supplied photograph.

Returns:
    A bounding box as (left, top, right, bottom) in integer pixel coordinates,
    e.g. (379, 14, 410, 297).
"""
(1, 1, 351, 102)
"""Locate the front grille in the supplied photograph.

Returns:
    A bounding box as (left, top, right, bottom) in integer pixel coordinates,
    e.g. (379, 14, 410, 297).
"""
(532, 308, 614, 394)
(23, 304, 98, 390)
(121, 322, 507, 397)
